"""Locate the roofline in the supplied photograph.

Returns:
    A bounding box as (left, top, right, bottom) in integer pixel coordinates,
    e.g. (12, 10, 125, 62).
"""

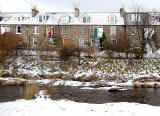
(126, 12, 160, 13)
(0, 24, 124, 26)
(1, 11, 121, 14)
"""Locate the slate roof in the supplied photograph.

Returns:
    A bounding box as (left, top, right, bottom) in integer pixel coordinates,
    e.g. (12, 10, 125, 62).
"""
(0, 12, 124, 25)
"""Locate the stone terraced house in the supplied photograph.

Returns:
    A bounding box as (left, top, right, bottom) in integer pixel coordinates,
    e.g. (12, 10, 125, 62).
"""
(0, 6, 159, 50)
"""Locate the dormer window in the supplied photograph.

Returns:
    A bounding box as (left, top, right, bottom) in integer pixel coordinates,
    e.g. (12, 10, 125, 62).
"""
(83, 17, 87, 23)
(87, 17, 90, 22)
(18, 17, 21, 21)
(17, 16, 23, 21)
(60, 15, 71, 24)
(38, 14, 47, 23)
(82, 16, 90, 23)
(39, 15, 43, 22)
(108, 16, 117, 24)
(82, 13, 90, 23)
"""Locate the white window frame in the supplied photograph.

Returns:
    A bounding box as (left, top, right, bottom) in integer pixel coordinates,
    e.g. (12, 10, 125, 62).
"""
(81, 27, 86, 34)
(39, 15, 43, 22)
(62, 26, 67, 34)
(6, 26, 10, 32)
(82, 16, 90, 23)
(16, 26, 21, 34)
(82, 16, 87, 23)
(79, 38, 84, 47)
(1, 26, 6, 35)
(87, 17, 90, 22)
(34, 26, 39, 34)
(93, 26, 103, 38)
(110, 26, 116, 36)
(38, 14, 47, 23)
(33, 38, 38, 46)
(108, 16, 117, 24)
(1, 25, 10, 35)
(131, 14, 136, 22)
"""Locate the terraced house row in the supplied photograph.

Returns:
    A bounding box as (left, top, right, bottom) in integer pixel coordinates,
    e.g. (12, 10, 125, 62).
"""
(0, 6, 160, 50)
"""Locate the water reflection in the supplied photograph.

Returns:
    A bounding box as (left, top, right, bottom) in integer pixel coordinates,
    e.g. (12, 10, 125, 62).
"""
(0, 86, 160, 106)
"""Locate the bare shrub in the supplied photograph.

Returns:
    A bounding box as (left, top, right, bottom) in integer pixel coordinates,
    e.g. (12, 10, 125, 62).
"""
(25, 83, 39, 100)
(59, 37, 79, 61)
(0, 32, 25, 63)
(83, 47, 95, 57)
(45, 84, 54, 99)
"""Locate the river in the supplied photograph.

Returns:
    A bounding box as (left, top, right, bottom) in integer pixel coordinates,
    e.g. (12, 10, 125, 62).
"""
(0, 86, 160, 106)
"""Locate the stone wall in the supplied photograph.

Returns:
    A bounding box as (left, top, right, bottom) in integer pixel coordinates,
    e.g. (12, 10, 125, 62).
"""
(0, 24, 125, 48)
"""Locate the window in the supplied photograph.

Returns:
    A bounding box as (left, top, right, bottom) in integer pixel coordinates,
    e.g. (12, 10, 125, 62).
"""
(46, 27, 51, 37)
(112, 39, 117, 44)
(83, 17, 87, 23)
(6, 26, 10, 32)
(110, 26, 116, 36)
(129, 14, 136, 22)
(38, 14, 47, 22)
(87, 17, 90, 22)
(33, 38, 38, 46)
(98, 27, 103, 38)
(39, 15, 43, 22)
(1, 26, 6, 35)
(82, 16, 90, 23)
(79, 38, 84, 47)
(34, 26, 39, 34)
(130, 27, 136, 35)
(1, 25, 10, 34)
(81, 27, 86, 34)
(16, 26, 21, 34)
(108, 16, 117, 24)
(51, 27, 55, 37)
(43, 15, 46, 21)
(62, 26, 67, 34)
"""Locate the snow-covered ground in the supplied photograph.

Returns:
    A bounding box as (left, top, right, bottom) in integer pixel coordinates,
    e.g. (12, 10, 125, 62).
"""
(0, 49, 160, 88)
(0, 98, 160, 116)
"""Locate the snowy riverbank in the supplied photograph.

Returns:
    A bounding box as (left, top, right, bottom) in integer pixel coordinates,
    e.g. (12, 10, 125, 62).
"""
(0, 98, 160, 116)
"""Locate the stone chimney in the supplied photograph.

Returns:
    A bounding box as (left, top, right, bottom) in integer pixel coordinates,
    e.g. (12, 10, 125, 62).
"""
(120, 8, 125, 17)
(32, 5, 39, 17)
(74, 7, 80, 17)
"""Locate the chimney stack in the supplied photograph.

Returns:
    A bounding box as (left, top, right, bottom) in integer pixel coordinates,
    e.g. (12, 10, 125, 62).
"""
(32, 5, 39, 17)
(74, 3, 80, 17)
(74, 7, 80, 17)
(120, 7, 125, 17)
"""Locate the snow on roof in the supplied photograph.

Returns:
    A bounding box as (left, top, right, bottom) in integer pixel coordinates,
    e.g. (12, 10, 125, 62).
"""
(0, 12, 124, 25)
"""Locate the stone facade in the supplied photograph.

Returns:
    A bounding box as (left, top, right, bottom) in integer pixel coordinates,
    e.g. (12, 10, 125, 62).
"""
(0, 24, 125, 49)
(1, 7, 159, 50)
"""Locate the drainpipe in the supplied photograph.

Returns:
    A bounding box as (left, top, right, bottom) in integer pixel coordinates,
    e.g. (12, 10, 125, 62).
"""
(26, 26, 29, 47)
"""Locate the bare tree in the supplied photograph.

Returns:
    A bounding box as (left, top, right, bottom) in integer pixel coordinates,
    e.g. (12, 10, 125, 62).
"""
(126, 6, 160, 58)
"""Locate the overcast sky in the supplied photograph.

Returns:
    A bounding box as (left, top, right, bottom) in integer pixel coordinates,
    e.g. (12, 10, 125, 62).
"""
(0, 0, 160, 12)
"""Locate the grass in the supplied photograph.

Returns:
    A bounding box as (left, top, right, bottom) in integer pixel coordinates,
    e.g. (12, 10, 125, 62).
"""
(25, 83, 39, 100)
(45, 84, 54, 99)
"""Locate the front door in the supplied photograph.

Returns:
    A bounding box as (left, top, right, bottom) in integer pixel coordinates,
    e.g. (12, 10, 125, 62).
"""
(93, 27, 98, 38)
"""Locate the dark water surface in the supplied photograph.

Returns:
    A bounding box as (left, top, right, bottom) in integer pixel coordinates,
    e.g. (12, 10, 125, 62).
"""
(0, 86, 160, 106)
